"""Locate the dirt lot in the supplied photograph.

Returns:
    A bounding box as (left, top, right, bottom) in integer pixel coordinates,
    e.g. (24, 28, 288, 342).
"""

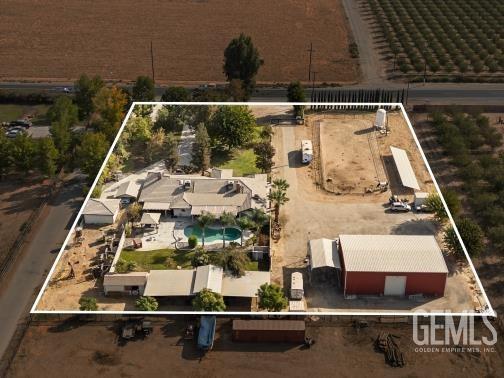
(0, 0, 358, 84)
(269, 109, 482, 312)
(6, 318, 503, 377)
(319, 112, 434, 195)
(0, 177, 51, 266)
(37, 225, 131, 312)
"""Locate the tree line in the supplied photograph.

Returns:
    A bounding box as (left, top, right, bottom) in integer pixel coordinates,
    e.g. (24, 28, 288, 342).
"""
(431, 110, 504, 255)
(309, 88, 406, 110)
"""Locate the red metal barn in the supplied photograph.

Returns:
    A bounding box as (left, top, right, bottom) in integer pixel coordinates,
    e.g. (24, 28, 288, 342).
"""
(338, 235, 448, 297)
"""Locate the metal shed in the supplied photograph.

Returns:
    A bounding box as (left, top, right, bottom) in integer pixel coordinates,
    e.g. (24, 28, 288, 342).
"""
(232, 320, 306, 343)
(339, 234, 448, 297)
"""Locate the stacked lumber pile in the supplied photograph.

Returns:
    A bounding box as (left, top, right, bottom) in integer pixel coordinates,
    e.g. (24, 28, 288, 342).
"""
(375, 332, 405, 367)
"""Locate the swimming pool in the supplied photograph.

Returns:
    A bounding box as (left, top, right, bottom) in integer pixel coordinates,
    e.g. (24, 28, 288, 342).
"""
(184, 225, 241, 243)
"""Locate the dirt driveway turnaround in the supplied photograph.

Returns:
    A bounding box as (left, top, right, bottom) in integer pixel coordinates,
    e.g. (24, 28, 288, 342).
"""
(270, 111, 481, 312)
(6, 318, 503, 378)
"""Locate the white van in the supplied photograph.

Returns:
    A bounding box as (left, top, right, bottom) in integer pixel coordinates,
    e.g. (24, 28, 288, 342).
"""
(301, 140, 313, 164)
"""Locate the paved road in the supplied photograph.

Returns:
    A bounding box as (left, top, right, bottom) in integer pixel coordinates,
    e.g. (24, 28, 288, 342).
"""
(1, 82, 504, 105)
(0, 175, 84, 360)
(341, 0, 384, 84)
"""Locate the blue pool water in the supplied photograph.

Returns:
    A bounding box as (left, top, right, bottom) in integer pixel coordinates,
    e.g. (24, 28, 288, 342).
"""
(184, 225, 241, 242)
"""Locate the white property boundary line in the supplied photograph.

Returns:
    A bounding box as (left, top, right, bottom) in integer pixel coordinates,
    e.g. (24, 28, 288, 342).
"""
(31, 102, 496, 317)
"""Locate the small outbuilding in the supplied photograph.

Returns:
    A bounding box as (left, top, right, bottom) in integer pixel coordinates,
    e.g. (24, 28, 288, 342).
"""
(339, 234, 448, 297)
(308, 238, 341, 285)
(82, 198, 121, 225)
(139, 212, 161, 228)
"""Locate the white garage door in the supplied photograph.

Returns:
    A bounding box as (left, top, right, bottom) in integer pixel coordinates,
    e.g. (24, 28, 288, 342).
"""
(384, 276, 407, 296)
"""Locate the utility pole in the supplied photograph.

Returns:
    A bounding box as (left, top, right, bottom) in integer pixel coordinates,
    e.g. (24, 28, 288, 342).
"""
(150, 40, 155, 83)
(311, 71, 317, 101)
(307, 43, 314, 81)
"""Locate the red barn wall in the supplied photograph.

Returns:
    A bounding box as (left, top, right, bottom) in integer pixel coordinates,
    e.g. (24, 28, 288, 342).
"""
(344, 271, 446, 297)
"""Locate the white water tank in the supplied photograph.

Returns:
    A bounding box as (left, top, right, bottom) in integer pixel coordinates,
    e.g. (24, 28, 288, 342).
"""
(375, 109, 387, 130)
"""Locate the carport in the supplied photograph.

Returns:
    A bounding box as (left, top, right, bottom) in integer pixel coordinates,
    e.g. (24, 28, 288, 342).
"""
(390, 146, 420, 190)
(308, 238, 341, 286)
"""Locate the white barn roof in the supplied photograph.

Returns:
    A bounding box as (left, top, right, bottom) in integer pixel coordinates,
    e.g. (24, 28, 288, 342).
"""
(339, 235, 448, 273)
(390, 146, 420, 190)
(309, 238, 341, 270)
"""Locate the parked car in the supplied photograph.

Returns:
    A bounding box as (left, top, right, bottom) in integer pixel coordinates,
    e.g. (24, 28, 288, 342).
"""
(5, 127, 26, 138)
(390, 202, 411, 212)
(9, 119, 31, 128)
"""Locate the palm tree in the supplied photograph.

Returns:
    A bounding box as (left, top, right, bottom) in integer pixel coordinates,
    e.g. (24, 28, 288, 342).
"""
(249, 208, 270, 244)
(220, 211, 236, 248)
(237, 216, 253, 246)
(272, 178, 289, 192)
(268, 189, 289, 223)
(196, 211, 215, 247)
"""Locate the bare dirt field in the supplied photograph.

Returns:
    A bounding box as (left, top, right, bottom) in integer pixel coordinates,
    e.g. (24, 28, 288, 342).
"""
(318, 111, 434, 195)
(6, 318, 503, 377)
(0, 0, 359, 84)
(0, 177, 51, 266)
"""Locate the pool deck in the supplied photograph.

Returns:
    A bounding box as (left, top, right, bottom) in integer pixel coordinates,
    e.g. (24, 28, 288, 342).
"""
(138, 216, 248, 250)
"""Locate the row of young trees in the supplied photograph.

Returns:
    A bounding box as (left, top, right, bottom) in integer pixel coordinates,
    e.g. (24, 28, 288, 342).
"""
(309, 88, 406, 110)
(431, 111, 504, 253)
(368, 0, 504, 76)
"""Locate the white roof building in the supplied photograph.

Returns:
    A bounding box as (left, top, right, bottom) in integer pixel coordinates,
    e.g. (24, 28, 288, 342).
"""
(308, 238, 341, 270)
(339, 234, 448, 273)
(390, 146, 420, 190)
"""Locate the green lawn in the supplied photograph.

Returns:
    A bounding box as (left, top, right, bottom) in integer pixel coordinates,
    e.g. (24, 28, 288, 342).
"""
(245, 260, 259, 271)
(213, 148, 261, 177)
(120, 248, 195, 271)
(0, 104, 49, 125)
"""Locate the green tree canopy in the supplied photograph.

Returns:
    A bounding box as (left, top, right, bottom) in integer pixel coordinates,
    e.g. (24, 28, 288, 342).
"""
(161, 87, 191, 102)
(115, 259, 138, 274)
(75, 132, 109, 180)
(214, 246, 250, 277)
(192, 288, 226, 312)
(164, 133, 179, 172)
(425, 192, 447, 222)
(92, 86, 128, 141)
(132, 76, 155, 101)
(223, 33, 263, 97)
(10, 133, 36, 172)
(257, 283, 288, 312)
(74, 74, 104, 120)
(36, 137, 59, 177)
(0, 132, 13, 179)
(254, 141, 275, 173)
(208, 106, 255, 150)
(47, 96, 78, 126)
(444, 218, 485, 257)
(287, 81, 306, 117)
(50, 119, 72, 166)
(79, 296, 98, 311)
(196, 211, 216, 247)
(191, 123, 211, 174)
(135, 296, 158, 311)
